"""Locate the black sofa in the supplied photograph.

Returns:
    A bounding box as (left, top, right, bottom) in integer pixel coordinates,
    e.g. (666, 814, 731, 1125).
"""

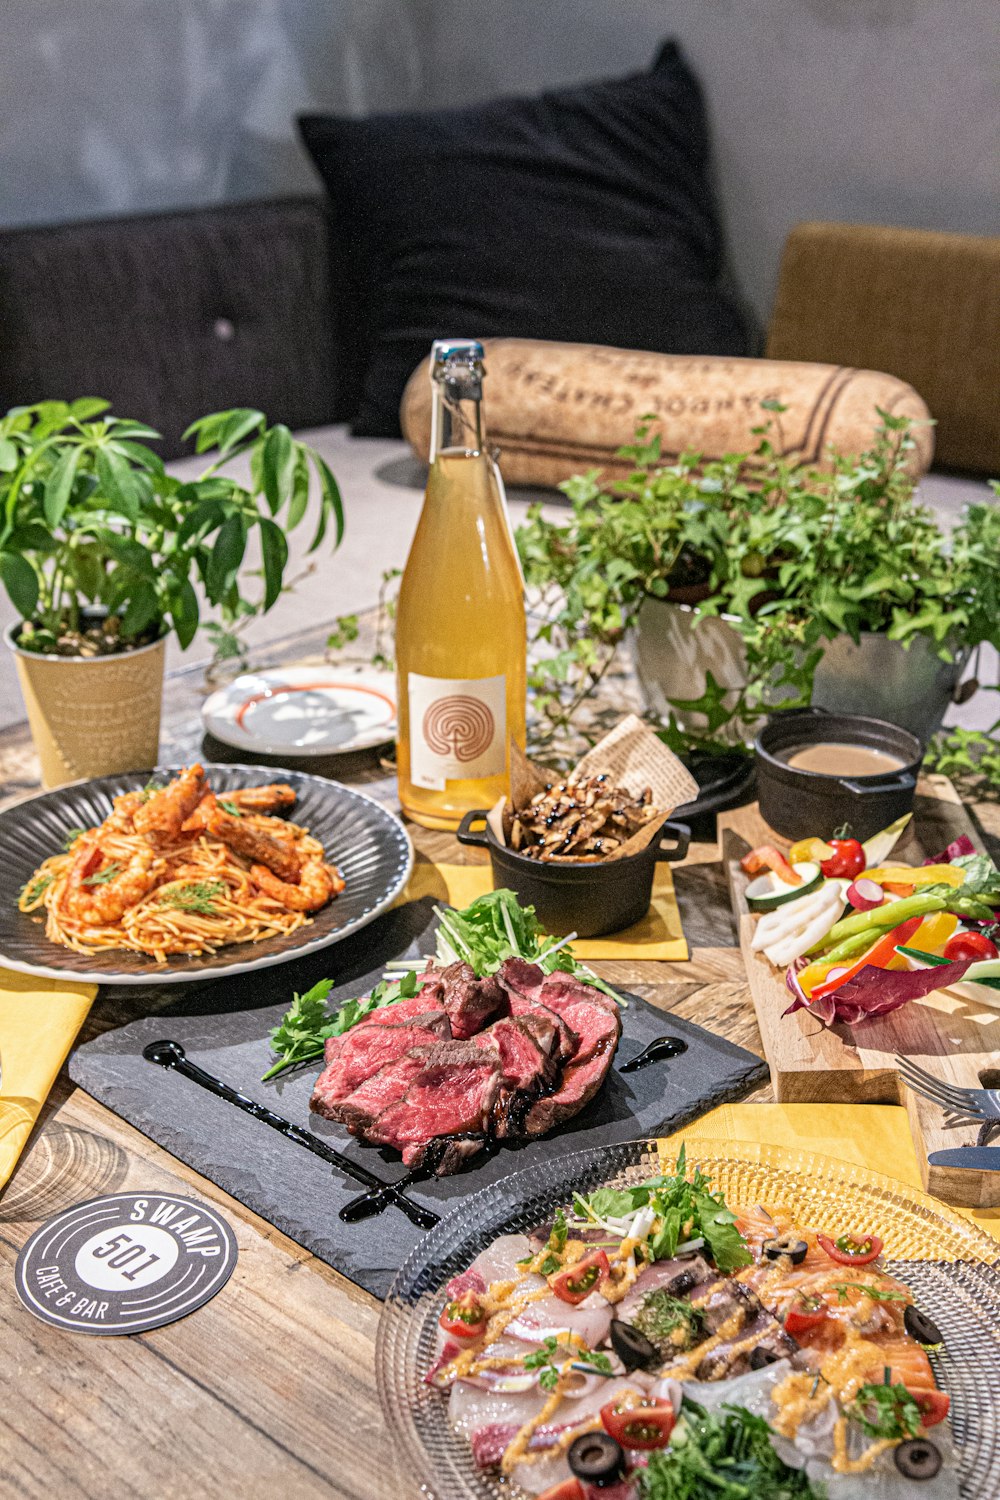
(0, 197, 342, 458)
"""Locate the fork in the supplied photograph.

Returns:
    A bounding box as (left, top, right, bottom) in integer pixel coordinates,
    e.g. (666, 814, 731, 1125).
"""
(895, 1054, 1000, 1144)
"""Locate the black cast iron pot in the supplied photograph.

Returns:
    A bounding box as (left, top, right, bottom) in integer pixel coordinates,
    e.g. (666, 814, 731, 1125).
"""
(455, 811, 691, 938)
(754, 709, 923, 842)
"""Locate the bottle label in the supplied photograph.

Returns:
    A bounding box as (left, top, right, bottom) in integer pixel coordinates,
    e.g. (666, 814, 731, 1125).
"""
(408, 673, 506, 791)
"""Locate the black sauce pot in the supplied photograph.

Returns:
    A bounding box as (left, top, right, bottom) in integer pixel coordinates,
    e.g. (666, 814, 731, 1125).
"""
(754, 709, 923, 842)
(455, 811, 691, 938)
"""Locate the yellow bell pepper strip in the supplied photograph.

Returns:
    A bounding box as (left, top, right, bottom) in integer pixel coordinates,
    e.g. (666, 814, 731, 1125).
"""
(864, 864, 966, 889)
(907, 910, 960, 954)
(789, 837, 835, 865)
(809, 915, 926, 1001)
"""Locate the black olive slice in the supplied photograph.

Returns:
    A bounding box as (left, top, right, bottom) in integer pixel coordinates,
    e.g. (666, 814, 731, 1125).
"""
(749, 1345, 781, 1369)
(894, 1437, 943, 1481)
(568, 1431, 626, 1486)
(610, 1318, 660, 1372)
(763, 1236, 808, 1265)
(904, 1304, 943, 1346)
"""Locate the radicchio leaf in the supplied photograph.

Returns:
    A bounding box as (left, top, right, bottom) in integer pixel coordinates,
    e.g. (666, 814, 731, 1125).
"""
(783, 957, 975, 1027)
(923, 835, 977, 866)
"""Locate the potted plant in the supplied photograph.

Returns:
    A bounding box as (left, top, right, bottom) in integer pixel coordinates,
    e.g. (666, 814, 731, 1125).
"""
(515, 408, 1000, 753)
(0, 399, 343, 786)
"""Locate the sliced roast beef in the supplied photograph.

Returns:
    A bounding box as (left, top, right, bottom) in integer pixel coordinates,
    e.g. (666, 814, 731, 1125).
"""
(312, 1011, 451, 1113)
(484, 1015, 558, 1090)
(362, 1041, 501, 1160)
(361, 985, 447, 1028)
(524, 1047, 613, 1134)
(439, 962, 507, 1039)
(317, 1052, 427, 1133)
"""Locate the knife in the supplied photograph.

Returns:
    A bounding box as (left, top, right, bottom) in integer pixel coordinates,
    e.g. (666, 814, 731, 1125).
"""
(927, 1146, 1000, 1171)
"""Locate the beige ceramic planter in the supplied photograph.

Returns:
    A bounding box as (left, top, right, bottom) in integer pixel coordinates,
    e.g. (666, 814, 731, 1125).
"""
(6, 625, 165, 788)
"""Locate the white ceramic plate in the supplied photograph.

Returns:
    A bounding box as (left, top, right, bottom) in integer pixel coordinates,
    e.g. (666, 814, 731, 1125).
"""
(203, 666, 397, 757)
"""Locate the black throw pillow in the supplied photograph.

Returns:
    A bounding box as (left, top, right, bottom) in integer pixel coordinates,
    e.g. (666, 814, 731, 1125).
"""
(299, 41, 752, 438)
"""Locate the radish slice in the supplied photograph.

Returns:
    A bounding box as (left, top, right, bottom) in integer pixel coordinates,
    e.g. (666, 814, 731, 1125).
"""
(847, 878, 884, 911)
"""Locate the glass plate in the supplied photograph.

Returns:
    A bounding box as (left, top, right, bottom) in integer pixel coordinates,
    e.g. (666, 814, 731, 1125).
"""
(377, 1137, 1000, 1500)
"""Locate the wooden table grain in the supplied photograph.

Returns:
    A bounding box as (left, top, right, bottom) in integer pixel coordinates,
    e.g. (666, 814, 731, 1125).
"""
(2, 617, 997, 1500)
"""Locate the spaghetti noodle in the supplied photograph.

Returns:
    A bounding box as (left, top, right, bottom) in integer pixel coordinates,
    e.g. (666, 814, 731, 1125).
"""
(17, 768, 344, 964)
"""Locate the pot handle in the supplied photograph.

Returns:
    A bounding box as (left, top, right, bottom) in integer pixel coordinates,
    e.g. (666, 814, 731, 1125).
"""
(767, 705, 830, 719)
(841, 773, 917, 796)
(456, 810, 492, 847)
(656, 820, 691, 862)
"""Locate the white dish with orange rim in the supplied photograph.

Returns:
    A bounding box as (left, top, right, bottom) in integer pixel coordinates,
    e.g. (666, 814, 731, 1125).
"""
(202, 665, 397, 756)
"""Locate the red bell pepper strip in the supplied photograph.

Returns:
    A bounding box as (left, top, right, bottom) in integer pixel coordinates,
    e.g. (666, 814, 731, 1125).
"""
(810, 916, 924, 1001)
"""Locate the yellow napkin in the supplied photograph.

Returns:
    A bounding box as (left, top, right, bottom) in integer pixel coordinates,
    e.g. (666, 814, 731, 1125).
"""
(0, 967, 97, 1191)
(401, 861, 688, 961)
(659, 1102, 1000, 1244)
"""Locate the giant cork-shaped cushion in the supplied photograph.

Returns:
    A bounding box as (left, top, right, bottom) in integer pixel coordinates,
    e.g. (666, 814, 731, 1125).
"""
(400, 339, 933, 487)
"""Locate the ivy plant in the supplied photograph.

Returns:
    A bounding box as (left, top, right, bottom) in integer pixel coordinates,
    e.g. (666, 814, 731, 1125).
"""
(0, 399, 343, 659)
(515, 410, 1000, 764)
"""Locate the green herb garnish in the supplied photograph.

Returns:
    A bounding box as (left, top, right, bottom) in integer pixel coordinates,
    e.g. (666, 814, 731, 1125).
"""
(62, 827, 89, 850)
(632, 1289, 705, 1354)
(536, 1209, 568, 1276)
(20, 873, 53, 904)
(849, 1376, 923, 1441)
(831, 1282, 907, 1305)
(158, 879, 226, 915)
(572, 1144, 751, 1274)
(262, 969, 418, 1081)
(218, 799, 243, 817)
(82, 862, 122, 886)
(523, 1336, 612, 1392)
(638, 1401, 823, 1498)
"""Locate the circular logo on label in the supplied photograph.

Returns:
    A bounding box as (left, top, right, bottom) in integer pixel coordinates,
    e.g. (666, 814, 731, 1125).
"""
(422, 695, 495, 763)
(15, 1191, 238, 1336)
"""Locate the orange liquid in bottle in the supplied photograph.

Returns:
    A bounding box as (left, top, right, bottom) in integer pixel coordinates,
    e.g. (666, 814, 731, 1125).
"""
(396, 449, 526, 829)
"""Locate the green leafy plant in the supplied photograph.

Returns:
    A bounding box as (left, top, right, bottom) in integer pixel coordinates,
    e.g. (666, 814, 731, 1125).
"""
(516, 411, 1000, 756)
(926, 721, 1000, 799)
(0, 399, 344, 660)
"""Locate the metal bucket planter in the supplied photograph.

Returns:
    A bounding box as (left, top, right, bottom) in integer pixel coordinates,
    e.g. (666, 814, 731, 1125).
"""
(6, 624, 165, 788)
(632, 597, 969, 744)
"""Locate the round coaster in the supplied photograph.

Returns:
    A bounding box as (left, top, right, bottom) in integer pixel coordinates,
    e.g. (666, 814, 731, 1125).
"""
(14, 1191, 238, 1335)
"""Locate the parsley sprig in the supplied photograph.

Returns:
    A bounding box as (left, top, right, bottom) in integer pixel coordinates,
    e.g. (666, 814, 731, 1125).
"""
(849, 1373, 923, 1441)
(262, 970, 418, 1081)
(522, 1336, 613, 1392)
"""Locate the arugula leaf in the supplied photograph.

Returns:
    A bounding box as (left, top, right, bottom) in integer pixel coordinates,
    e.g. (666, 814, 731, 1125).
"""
(262, 969, 418, 1081)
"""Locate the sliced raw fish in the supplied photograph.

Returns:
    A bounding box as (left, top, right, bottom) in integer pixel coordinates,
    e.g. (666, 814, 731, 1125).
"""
(614, 1254, 713, 1323)
(469, 1233, 536, 1286)
(506, 1288, 614, 1349)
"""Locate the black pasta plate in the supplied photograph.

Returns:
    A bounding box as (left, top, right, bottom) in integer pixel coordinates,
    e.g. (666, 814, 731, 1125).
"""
(0, 764, 413, 984)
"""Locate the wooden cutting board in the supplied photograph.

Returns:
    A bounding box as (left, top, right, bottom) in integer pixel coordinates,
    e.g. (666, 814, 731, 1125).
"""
(719, 778, 1000, 1209)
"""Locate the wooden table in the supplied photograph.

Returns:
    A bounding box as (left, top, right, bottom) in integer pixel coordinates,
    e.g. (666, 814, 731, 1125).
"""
(1, 617, 997, 1500)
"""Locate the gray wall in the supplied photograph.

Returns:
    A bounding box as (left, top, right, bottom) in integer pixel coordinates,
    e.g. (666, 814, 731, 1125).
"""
(1, 0, 997, 322)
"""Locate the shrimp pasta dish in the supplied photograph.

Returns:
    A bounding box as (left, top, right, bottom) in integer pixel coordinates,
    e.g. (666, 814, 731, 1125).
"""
(17, 766, 344, 962)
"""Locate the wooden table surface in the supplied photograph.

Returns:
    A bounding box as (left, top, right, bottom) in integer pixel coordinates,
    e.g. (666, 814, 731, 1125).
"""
(2, 616, 997, 1500)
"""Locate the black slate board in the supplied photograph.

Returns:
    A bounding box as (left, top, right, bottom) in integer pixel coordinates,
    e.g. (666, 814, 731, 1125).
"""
(70, 899, 768, 1298)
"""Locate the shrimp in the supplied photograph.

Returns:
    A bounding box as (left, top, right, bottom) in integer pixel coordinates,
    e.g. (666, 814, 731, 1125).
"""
(206, 807, 302, 882)
(134, 765, 206, 841)
(64, 842, 158, 925)
(101, 790, 147, 835)
(181, 791, 218, 834)
(250, 859, 342, 912)
(222, 784, 297, 814)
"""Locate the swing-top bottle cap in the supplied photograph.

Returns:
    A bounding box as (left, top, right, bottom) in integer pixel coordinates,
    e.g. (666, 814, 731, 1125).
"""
(431, 338, 484, 370)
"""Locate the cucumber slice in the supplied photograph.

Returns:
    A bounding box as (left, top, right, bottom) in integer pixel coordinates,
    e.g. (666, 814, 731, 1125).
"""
(746, 862, 823, 911)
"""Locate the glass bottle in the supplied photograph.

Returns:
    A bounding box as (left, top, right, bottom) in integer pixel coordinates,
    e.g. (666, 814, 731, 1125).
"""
(395, 339, 526, 829)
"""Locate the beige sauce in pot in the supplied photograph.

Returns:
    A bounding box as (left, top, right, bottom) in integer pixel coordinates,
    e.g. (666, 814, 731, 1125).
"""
(785, 742, 906, 777)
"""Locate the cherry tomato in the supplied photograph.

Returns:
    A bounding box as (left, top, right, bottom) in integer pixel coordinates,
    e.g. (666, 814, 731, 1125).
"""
(601, 1395, 676, 1450)
(784, 1294, 828, 1336)
(817, 1232, 883, 1266)
(821, 838, 866, 880)
(741, 844, 801, 885)
(550, 1249, 610, 1305)
(536, 1481, 585, 1500)
(439, 1289, 487, 1340)
(943, 931, 999, 963)
(909, 1386, 951, 1427)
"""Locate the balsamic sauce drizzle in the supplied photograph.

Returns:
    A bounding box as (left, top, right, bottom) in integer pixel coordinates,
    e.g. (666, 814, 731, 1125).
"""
(619, 1035, 688, 1074)
(142, 1040, 439, 1228)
